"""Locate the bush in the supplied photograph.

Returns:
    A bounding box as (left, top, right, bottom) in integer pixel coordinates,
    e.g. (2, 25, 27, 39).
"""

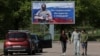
(88, 35, 100, 41)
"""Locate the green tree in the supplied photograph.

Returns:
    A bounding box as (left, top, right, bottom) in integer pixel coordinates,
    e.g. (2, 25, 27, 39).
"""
(89, 0, 100, 28)
(0, 0, 31, 37)
(75, 0, 100, 28)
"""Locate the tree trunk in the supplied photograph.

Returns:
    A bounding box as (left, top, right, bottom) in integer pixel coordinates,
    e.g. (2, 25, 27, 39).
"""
(14, 18, 19, 30)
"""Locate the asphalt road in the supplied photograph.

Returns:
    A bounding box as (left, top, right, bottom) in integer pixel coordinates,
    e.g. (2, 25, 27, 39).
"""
(0, 41, 100, 56)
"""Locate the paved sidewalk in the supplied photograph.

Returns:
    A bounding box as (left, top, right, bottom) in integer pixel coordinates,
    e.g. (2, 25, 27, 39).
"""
(0, 42, 100, 56)
(42, 41, 100, 56)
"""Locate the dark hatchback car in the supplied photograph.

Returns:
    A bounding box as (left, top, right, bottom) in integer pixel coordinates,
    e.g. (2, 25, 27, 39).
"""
(31, 33, 52, 53)
(31, 34, 43, 53)
(4, 30, 35, 55)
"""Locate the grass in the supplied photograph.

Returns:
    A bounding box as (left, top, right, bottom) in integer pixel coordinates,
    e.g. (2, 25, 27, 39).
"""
(54, 29, 100, 41)
(0, 38, 4, 42)
(54, 34, 60, 41)
(0, 40, 4, 42)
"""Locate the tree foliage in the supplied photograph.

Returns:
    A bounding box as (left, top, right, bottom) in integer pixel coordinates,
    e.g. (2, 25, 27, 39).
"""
(0, 0, 100, 37)
(56, 0, 100, 30)
(0, 0, 31, 37)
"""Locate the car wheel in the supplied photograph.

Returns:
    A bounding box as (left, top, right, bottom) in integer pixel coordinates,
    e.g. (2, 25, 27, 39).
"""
(40, 49, 43, 53)
(32, 50, 36, 55)
(39, 48, 43, 53)
(28, 49, 33, 55)
(4, 51, 8, 55)
(35, 49, 38, 53)
(9, 52, 13, 55)
(28, 51, 32, 55)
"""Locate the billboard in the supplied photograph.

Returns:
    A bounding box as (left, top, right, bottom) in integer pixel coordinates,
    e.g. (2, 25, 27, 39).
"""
(32, 1, 75, 24)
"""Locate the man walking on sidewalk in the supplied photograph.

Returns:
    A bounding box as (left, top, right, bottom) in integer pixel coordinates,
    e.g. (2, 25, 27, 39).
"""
(71, 28, 81, 55)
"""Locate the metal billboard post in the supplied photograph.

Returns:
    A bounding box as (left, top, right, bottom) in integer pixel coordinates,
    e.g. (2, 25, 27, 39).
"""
(40, 0, 54, 40)
(49, 24, 54, 40)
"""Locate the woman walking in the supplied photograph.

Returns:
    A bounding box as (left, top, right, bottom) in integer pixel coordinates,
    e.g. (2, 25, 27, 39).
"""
(59, 30, 68, 55)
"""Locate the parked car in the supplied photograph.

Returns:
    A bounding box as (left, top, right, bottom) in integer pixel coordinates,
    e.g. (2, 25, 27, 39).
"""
(31, 34, 43, 53)
(4, 30, 35, 55)
(31, 33, 52, 53)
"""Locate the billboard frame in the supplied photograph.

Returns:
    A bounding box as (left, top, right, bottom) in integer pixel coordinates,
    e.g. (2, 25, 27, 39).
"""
(31, 1, 75, 24)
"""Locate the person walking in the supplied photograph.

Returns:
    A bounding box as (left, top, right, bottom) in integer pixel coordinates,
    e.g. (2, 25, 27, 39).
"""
(59, 30, 68, 55)
(71, 28, 81, 55)
(80, 29, 88, 56)
(68, 31, 71, 43)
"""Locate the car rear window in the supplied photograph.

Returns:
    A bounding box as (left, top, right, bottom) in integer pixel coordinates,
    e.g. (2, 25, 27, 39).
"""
(31, 35, 37, 40)
(8, 33, 27, 38)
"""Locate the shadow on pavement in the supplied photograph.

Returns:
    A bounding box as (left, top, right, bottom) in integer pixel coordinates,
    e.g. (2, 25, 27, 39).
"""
(2, 53, 42, 56)
(67, 54, 100, 56)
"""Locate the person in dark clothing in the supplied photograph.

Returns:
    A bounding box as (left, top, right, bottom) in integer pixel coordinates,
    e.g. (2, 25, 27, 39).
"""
(68, 31, 71, 38)
(68, 31, 71, 43)
(59, 30, 68, 55)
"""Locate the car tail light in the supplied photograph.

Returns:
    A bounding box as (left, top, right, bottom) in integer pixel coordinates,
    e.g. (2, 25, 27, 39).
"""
(4, 41, 12, 48)
(22, 39, 30, 47)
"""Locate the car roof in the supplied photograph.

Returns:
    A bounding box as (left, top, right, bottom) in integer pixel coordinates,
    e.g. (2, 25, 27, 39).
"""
(9, 30, 29, 32)
(30, 33, 37, 35)
(8, 32, 27, 34)
(8, 30, 30, 34)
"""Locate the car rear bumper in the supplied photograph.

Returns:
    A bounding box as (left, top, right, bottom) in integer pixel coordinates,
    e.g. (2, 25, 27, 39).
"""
(4, 47, 31, 53)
